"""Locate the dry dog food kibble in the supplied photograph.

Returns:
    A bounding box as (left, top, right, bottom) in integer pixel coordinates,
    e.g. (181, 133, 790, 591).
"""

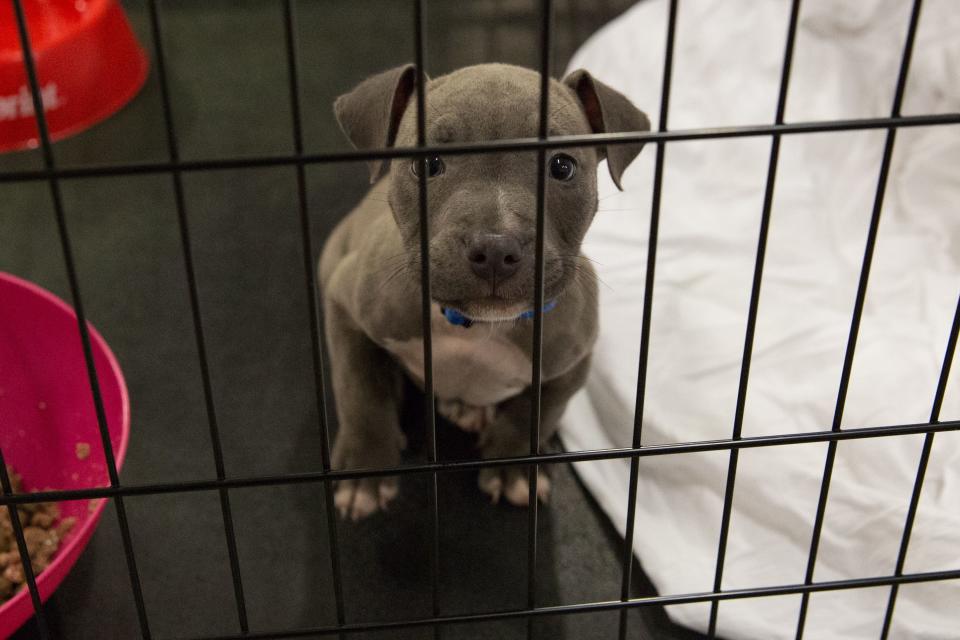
(0, 466, 75, 601)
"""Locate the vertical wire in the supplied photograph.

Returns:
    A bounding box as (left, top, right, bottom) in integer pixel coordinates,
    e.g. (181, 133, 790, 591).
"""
(526, 2, 553, 638)
(280, 0, 347, 634)
(879, 292, 960, 639)
(11, 2, 152, 636)
(794, 2, 924, 637)
(413, 1, 441, 637)
(0, 451, 49, 638)
(144, 0, 249, 631)
(706, 1, 802, 635)
(616, 1, 677, 638)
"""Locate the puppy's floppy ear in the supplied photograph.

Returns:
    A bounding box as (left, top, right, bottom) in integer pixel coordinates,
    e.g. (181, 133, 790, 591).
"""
(334, 64, 422, 183)
(563, 69, 650, 190)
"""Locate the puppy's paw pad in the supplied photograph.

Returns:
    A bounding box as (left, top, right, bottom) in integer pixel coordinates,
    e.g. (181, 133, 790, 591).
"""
(378, 480, 399, 509)
(350, 486, 379, 521)
(479, 469, 550, 507)
(503, 472, 551, 507)
(537, 473, 552, 503)
(478, 469, 503, 503)
(334, 479, 398, 521)
(334, 483, 354, 517)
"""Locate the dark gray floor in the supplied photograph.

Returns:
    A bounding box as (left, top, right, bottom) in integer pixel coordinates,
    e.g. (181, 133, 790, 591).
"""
(2, 1, 706, 638)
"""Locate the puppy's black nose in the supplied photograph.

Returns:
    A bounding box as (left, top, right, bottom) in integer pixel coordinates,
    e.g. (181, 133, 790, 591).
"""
(466, 233, 523, 282)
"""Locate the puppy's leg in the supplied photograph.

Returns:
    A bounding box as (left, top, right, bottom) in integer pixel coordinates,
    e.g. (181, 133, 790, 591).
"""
(477, 355, 591, 506)
(325, 298, 406, 521)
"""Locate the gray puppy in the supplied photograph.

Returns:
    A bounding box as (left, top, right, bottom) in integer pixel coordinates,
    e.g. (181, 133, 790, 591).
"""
(320, 63, 649, 520)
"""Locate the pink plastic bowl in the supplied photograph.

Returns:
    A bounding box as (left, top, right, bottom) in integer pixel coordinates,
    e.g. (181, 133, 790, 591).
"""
(0, 272, 129, 638)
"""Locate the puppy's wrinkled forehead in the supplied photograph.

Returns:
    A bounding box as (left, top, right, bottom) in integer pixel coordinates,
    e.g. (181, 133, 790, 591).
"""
(394, 64, 591, 145)
(333, 62, 649, 188)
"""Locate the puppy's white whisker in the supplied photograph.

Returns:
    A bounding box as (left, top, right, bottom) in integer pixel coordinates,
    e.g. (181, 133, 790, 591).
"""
(597, 192, 625, 202)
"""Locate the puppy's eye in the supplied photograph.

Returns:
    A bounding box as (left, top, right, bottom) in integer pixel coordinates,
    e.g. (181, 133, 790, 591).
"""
(549, 153, 577, 181)
(411, 155, 445, 178)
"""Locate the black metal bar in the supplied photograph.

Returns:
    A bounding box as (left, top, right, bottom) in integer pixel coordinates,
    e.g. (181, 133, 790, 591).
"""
(706, 1, 801, 635)
(10, 1, 152, 636)
(2, 419, 955, 508)
(144, 0, 249, 631)
(0, 450, 49, 638)
(177, 568, 960, 640)
(279, 0, 347, 634)
(527, 2, 552, 637)
(795, 2, 924, 637)
(413, 1, 441, 635)
(0, 115, 956, 184)
(617, 1, 677, 638)
(879, 292, 960, 639)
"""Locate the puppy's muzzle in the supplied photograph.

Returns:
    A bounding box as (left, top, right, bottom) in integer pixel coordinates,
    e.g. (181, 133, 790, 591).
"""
(466, 233, 524, 283)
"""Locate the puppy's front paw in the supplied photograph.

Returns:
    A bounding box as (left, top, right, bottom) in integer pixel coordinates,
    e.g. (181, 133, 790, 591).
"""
(331, 435, 403, 521)
(333, 477, 398, 521)
(478, 466, 551, 507)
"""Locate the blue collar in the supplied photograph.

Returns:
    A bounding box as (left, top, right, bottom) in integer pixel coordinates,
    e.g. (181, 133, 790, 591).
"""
(440, 299, 557, 328)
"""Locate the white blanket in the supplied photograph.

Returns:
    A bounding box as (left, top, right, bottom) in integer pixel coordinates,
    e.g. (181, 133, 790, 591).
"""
(560, 1, 960, 638)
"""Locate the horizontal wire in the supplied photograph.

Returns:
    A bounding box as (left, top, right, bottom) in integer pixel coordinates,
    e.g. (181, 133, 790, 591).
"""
(176, 568, 960, 640)
(2, 418, 956, 507)
(0, 114, 956, 184)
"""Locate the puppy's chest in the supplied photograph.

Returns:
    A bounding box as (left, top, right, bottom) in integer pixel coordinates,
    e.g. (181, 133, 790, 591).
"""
(382, 305, 531, 406)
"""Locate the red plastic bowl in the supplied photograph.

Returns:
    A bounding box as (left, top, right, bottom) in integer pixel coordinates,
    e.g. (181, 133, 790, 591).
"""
(0, 0, 148, 153)
(0, 273, 129, 638)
